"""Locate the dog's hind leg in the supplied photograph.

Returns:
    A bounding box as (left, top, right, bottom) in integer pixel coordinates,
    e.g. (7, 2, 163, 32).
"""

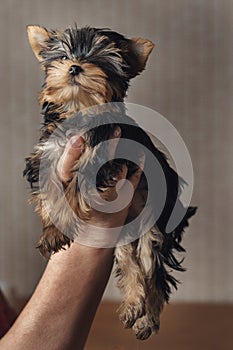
(115, 243, 147, 328)
(132, 227, 164, 340)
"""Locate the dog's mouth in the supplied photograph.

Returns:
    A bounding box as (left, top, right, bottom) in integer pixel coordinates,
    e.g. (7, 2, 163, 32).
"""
(69, 77, 80, 86)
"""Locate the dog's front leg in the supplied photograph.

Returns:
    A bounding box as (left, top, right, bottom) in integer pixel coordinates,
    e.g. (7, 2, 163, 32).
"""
(115, 243, 146, 328)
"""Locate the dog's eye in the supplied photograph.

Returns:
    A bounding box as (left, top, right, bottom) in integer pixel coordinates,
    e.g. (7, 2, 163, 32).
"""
(61, 55, 68, 60)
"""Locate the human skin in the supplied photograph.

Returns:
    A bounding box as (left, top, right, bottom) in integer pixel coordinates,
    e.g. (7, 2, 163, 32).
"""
(0, 132, 143, 350)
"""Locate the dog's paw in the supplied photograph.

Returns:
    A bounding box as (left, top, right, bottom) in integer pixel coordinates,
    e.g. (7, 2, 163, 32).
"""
(132, 314, 160, 340)
(37, 225, 72, 257)
(118, 299, 145, 328)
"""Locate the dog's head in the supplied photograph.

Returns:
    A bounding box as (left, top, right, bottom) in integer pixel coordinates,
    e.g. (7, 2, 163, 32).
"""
(27, 25, 154, 110)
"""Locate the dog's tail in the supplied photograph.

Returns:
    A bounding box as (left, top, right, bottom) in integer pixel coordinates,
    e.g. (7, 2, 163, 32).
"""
(154, 205, 197, 302)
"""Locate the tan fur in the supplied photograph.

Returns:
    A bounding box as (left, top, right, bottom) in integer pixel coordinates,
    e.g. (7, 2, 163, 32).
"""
(25, 25, 172, 340)
(27, 25, 50, 62)
(115, 226, 163, 335)
(40, 61, 112, 113)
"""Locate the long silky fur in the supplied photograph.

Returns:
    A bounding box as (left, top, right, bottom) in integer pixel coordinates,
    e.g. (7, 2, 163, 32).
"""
(24, 24, 196, 340)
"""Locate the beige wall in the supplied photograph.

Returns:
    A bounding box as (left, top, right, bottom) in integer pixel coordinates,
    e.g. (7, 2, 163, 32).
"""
(0, 0, 232, 302)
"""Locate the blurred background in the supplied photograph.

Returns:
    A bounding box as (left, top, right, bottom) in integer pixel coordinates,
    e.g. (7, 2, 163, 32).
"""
(0, 0, 232, 349)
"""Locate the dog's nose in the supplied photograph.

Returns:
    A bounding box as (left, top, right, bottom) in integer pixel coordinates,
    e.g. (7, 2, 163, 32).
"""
(69, 65, 83, 76)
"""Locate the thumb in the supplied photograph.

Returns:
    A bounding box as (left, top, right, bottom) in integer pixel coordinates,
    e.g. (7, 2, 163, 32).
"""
(57, 136, 84, 184)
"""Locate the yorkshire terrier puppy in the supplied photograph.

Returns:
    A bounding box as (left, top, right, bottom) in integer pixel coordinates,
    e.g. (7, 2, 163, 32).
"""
(24, 24, 196, 340)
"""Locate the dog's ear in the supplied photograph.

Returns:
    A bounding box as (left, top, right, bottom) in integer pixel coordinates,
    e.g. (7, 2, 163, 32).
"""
(27, 25, 51, 62)
(126, 38, 155, 78)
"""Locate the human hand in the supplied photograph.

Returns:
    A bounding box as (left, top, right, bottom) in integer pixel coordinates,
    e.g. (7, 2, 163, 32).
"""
(56, 129, 145, 231)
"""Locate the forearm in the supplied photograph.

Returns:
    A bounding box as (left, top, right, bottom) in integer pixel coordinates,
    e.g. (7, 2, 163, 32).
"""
(0, 243, 114, 350)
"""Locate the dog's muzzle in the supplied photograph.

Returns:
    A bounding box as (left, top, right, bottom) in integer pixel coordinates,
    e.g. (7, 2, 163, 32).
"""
(69, 65, 83, 76)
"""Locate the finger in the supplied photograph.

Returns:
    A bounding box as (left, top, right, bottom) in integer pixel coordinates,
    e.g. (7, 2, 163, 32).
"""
(108, 126, 121, 161)
(57, 136, 84, 183)
(98, 152, 145, 202)
(128, 153, 145, 191)
(110, 158, 144, 208)
(96, 164, 127, 205)
(95, 153, 145, 209)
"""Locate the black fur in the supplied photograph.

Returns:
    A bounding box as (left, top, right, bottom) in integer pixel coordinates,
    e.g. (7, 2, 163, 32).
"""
(24, 25, 197, 336)
(25, 103, 196, 301)
(70, 109, 197, 301)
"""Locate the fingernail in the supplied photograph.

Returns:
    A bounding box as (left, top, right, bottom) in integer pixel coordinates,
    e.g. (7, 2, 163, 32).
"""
(114, 127, 121, 137)
(70, 136, 84, 149)
(139, 152, 145, 168)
